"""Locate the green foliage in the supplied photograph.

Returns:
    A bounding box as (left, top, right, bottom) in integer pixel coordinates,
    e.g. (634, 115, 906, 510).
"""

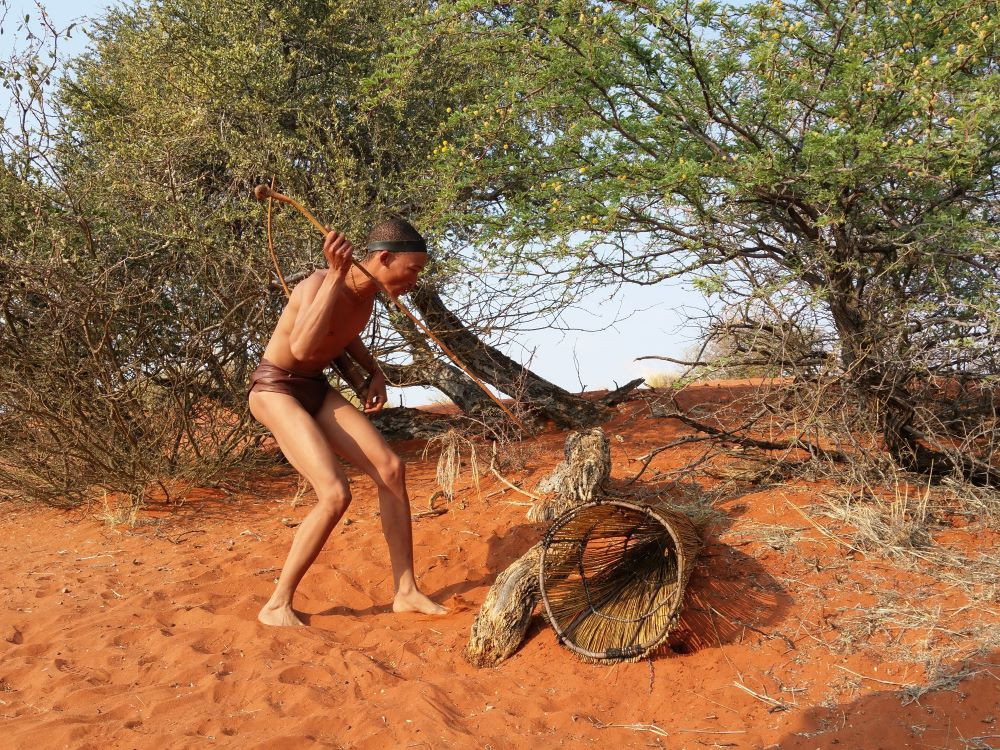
(428, 0, 998, 286)
(415, 0, 999, 474)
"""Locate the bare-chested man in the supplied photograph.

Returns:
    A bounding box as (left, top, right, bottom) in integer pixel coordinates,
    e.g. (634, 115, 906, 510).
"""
(249, 217, 446, 626)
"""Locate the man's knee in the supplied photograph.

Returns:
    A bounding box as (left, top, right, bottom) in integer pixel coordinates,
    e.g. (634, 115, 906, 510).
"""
(314, 479, 352, 516)
(375, 452, 405, 490)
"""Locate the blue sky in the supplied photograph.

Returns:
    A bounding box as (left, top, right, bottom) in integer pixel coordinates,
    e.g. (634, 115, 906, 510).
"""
(3, 0, 704, 403)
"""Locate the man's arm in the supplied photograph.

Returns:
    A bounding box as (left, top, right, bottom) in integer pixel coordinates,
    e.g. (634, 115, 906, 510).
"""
(288, 232, 353, 361)
(344, 335, 379, 375)
(345, 335, 388, 413)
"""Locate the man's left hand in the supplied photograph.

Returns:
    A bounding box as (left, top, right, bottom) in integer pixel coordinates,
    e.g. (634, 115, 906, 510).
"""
(364, 370, 388, 414)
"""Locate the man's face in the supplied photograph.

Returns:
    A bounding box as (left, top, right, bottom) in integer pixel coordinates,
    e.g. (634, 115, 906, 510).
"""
(381, 251, 428, 296)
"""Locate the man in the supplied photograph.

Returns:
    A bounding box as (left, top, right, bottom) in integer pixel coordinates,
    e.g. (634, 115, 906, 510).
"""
(249, 217, 446, 626)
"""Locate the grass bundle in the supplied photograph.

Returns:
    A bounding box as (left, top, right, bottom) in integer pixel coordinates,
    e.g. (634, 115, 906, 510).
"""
(422, 428, 480, 503)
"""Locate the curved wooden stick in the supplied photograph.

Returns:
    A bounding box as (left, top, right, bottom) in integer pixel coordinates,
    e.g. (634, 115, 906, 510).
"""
(253, 184, 527, 431)
(265, 178, 291, 298)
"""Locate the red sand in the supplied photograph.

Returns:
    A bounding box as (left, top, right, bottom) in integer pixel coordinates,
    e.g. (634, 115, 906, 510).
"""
(2, 383, 997, 749)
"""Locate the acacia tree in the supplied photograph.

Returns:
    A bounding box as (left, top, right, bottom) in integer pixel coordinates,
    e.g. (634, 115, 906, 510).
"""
(73, 0, 612, 424)
(1, 0, 616, 504)
(418, 0, 1000, 482)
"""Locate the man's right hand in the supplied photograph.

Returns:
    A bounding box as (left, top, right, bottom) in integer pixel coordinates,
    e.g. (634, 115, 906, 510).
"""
(322, 230, 354, 280)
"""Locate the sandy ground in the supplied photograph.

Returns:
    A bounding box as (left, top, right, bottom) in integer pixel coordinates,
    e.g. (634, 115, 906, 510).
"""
(2, 383, 998, 749)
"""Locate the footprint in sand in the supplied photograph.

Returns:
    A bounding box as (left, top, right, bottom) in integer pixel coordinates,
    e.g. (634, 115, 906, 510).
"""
(189, 632, 235, 655)
(54, 658, 111, 686)
(277, 664, 332, 686)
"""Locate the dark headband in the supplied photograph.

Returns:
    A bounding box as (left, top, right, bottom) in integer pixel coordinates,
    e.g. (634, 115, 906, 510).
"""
(367, 239, 427, 253)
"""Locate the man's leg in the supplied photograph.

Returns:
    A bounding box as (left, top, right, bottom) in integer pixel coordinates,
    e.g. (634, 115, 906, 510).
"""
(249, 390, 353, 626)
(316, 390, 446, 615)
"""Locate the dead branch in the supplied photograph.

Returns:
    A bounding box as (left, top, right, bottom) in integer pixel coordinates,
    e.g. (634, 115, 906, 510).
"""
(599, 377, 645, 406)
(661, 396, 850, 464)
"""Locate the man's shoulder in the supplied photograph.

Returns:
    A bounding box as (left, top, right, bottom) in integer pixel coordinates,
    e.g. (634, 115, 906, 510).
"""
(304, 269, 328, 284)
(290, 269, 328, 296)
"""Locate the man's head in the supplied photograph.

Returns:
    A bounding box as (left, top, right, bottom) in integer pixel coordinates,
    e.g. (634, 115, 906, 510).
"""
(364, 216, 429, 297)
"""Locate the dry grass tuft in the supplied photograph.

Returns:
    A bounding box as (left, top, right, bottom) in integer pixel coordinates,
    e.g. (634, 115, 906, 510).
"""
(643, 371, 681, 389)
(821, 482, 932, 555)
(422, 428, 481, 504)
(93, 491, 142, 528)
(937, 477, 1000, 527)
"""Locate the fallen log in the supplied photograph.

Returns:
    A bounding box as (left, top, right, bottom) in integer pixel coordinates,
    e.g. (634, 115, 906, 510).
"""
(464, 542, 543, 668)
(465, 429, 610, 666)
(599, 377, 645, 407)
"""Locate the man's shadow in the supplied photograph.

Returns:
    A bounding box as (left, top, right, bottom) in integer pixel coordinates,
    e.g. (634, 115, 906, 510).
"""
(314, 520, 547, 619)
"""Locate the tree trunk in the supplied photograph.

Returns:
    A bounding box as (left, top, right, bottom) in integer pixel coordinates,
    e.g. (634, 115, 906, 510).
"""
(828, 288, 950, 476)
(381, 305, 510, 420)
(464, 542, 543, 668)
(380, 358, 499, 418)
(408, 286, 608, 429)
(527, 428, 611, 522)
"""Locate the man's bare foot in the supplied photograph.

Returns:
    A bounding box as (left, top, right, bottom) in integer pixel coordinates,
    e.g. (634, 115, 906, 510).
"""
(258, 602, 305, 627)
(392, 589, 447, 615)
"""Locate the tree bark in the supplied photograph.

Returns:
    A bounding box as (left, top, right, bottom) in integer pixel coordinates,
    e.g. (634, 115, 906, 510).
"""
(527, 428, 611, 522)
(380, 357, 499, 418)
(408, 286, 608, 429)
(464, 542, 543, 668)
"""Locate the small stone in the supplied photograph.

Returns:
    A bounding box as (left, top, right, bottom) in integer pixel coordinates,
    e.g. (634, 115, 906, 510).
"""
(280, 517, 300, 528)
(59, 586, 70, 594)
(4, 626, 23, 645)
(343, 518, 353, 526)
(132, 559, 142, 566)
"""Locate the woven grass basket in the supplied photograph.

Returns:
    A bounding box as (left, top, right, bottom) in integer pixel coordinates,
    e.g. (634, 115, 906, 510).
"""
(538, 499, 701, 663)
